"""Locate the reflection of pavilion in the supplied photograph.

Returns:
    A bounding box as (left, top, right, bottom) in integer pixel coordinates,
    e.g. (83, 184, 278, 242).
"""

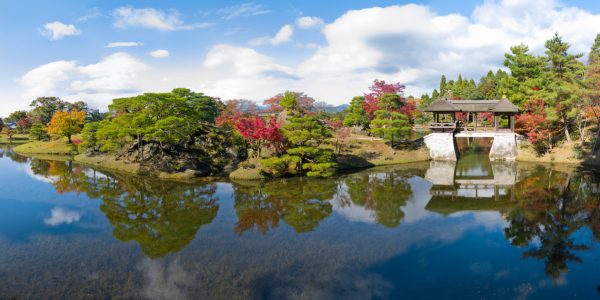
(423, 160, 522, 215)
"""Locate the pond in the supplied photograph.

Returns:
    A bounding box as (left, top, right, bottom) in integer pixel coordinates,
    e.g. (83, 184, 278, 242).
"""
(1, 141, 600, 299)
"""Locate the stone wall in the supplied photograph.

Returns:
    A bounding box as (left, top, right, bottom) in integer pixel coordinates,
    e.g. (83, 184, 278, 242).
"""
(489, 133, 518, 160)
(424, 133, 459, 160)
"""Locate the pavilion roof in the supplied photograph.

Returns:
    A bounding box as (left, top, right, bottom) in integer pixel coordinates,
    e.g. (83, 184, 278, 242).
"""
(423, 98, 520, 113)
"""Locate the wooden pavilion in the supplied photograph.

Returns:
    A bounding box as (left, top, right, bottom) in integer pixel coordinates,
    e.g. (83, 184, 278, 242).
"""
(423, 96, 520, 134)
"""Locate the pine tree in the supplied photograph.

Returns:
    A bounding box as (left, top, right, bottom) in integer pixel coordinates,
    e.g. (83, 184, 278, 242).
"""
(439, 75, 447, 96)
(369, 94, 412, 149)
(342, 96, 369, 127)
(499, 43, 545, 107)
(539, 32, 585, 145)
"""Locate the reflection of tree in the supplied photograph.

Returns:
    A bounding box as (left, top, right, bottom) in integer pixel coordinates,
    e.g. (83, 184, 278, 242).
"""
(29, 160, 89, 195)
(99, 177, 219, 259)
(28, 158, 220, 259)
(505, 167, 599, 285)
(345, 170, 413, 228)
(0, 143, 29, 163)
(233, 179, 334, 235)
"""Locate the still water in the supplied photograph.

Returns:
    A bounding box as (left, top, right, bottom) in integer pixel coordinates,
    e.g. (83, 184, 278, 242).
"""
(0, 139, 600, 299)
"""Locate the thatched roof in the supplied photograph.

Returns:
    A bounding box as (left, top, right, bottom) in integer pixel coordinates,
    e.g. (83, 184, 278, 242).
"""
(423, 100, 460, 112)
(423, 98, 520, 113)
(489, 98, 520, 113)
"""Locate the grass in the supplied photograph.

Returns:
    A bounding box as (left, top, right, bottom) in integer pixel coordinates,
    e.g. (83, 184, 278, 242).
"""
(516, 140, 600, 166)
(230, 136, 432, 180)
(0, 133, 33, 144)
(13, 135, 81, 155)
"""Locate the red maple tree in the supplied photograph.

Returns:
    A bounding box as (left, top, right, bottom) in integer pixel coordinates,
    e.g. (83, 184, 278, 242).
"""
(215, 99, 259, 128)
(516, 99, 557, 148)
(363, 79, 415, 120)
(234, 116, 286, 157)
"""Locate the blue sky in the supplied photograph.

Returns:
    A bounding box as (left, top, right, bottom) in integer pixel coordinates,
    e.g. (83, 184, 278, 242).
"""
(2, 0, 600, 116)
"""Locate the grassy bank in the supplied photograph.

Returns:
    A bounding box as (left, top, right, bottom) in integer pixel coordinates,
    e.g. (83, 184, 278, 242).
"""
(0, 134, 33, 144)
(516, 140, 600, 166)
(13, 135, 80, 155)
(229, 137, 431, 180)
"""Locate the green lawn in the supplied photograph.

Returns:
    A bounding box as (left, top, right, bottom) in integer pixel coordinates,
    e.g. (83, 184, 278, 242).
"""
(13, 135, 80, 155)
(0, 134, 33, 144)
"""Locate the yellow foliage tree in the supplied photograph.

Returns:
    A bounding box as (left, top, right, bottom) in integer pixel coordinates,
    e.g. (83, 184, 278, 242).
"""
(45, 109, 87, 143)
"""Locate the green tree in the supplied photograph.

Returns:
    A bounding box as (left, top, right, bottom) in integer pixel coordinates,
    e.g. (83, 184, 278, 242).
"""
(342, 96, 369, 127)
(539, 33, 585, 145)
(280, 90, 298, 109)
(78, 122, 100, 152)
(499, 43, 545, 107)
(171, 88, 220, 123)
(29, 123, 47, 141)
(439, 75, 447, 96)
(29, 97, 69, 124)
(369, 94, 412, 149)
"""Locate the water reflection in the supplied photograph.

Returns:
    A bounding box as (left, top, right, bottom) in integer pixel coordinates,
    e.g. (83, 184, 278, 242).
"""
(4, 141, 600, 298)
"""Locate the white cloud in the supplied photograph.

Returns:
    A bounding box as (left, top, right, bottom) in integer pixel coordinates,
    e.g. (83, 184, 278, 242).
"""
(210, 3, 271, 20)
(204, 45, 296, 78)
(20, 52, 150, 109)
(77, 8, 104, 22)
(112, 7, 214, 31)
(296, 42, 318, 49)
(296, 16, 324, 29)
(40, 22, 81, 40)
(249, 24, 294, 46)
(44, 207, 83, 226)
(148, 49, 170, 58)
(107, 42, 144, 47)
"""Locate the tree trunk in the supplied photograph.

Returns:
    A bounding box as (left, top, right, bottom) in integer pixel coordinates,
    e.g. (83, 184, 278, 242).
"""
(68, 134, 72, 143)
(563, 113, 572, 145)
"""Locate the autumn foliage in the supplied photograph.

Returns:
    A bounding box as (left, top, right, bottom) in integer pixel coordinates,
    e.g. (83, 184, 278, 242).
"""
(515, 99, 557, 147)
(45, 109, 87, 143)
(363, 80, 415, 120)
(263, 92, 315, 113)
(234, 116, 285, 157)
(215, 99, 259, 128)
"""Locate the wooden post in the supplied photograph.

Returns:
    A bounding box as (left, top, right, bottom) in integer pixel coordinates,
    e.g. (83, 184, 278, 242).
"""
(494, 114, 499, 133)
(475, 113, 478, 132)
(510, 115, 514, 132)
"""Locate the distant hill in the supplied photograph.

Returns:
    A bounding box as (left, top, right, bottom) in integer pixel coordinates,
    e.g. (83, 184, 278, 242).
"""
(257, 104, 349, 112)
(333, 104, 349, 112)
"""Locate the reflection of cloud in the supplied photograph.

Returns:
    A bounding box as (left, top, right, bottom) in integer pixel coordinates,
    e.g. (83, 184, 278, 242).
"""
(44, 207, 83, 226)
(494, 269, 510, 279)
(539, 275, 568, 287)
(513, 283, 535, 300)
(18, 164, 53, 183)
(470, 262, 492, 275)
(138, 257, 194, 300)
(270, 268, 394, 299)
(472, 212, 508, 232)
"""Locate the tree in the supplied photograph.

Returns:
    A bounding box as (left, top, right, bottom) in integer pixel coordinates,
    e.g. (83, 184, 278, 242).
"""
(78, 122, 100, 152)
(363, 79, 411, 120)
(215, 99, 259, 128)
(263, 91, 315, 112)
(280, 90, 298, 109)
(516, 99, 558, 152)
(171, 88, 220, 123)
(234, 116, 284, 158)
(342, 96, 369, 127)
(45, 109, 87, 143)
(29, 124, 46, 141)
(313, 101, 335, 118)
(29, 97, 69, 124)
(369, 96, 412, 149)
(440, 75, 447, 96)
(500, 43, 545, 107)
(4, 110, 28, 127)
(16, 117, 34, 132)
(261, 92, 337, 178)
(87, 109, 109, 122)
(538, 33, 585, 145)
